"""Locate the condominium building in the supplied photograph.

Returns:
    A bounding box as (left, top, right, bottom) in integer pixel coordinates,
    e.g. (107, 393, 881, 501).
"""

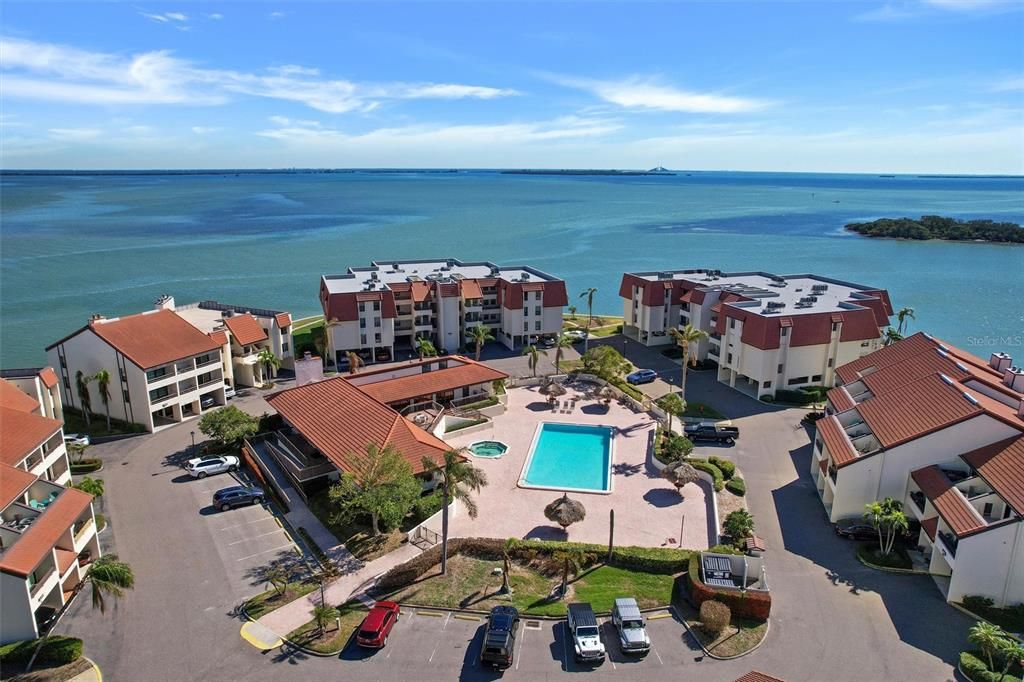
(171, 296, 295, 387)
(0, 368, 63, 423)
(344, 355, 508, 412)
(46, 309, 226, 432)
(812, 333, 1024, 605)
(319, 259, 567, 368)
(619, 269, 892, 398)
(1, 376, 100, 643)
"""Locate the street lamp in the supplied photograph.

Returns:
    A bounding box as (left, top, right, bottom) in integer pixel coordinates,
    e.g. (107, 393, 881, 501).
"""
(190, 431, 196, 456)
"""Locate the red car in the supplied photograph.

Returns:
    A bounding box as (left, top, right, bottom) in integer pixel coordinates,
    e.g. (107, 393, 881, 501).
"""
(356, 601, 400, 648)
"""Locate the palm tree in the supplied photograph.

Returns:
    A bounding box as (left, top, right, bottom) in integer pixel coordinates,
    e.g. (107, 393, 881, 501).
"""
(659, 393, 685, 434)
(310, 325, 328, 366)
(579, 287, 598, 351)
(468, 324, 495, 361)
(75, 370, 93, 428)
(896, 307, 916, 336)
(969, 621, 1009, 672)
(544, 493, 586, 536)
(313, 603, 340, 637)
(416, 337, 438, 360)
(864, 497, 909, 556)
(83, 554, 135, 614)
(568, 305, 577, 321)
(93, 369, 113, 432)
(68, 442, 89, 464)
(521, 344, 547, 378)
(884, 326, 903, 346)
(73, 476, 104, 498)
(345, 351, 365, 375)
(997, 639, 1024, 681)
(552, 547, 590, 599)
(552, 334, 574, 373)
(263, 563, 289, 597)
(668, 324, 709, 398)
(421, 449, 488, 576)
(256, 347, 281, 385)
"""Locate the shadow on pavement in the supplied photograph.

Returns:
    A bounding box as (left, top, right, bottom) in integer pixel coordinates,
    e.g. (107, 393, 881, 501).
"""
(523, 525, 568, 541)
(458, 625, 504, 682)
(643, 489, 682, 508)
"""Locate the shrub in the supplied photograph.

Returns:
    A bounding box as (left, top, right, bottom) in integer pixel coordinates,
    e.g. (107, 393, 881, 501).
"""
(708, 456, 735, 480)
(708, 544, 743, 555)
(70, 458, 103, 474)
(725, 478, 746, 496)
(445, 417, 488, 433)
(960, 649, 1024, 682)
(0, 636, 83, 666)
(614, 325, 623, 333)
(412, 491, 445, 523)
(258, 412, 284, 433)
(612, 379, 644, 402)
(660, 433, 694, 462)
(963, 595, 996, 611)
(760, 395, 774, 402)
(773, 388, 826, 406)
(699, 600, 732, 637)
(689, 459, 725, 492)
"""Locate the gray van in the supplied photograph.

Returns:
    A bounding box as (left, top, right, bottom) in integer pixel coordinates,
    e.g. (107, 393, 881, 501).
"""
(611, 598, 650, 654)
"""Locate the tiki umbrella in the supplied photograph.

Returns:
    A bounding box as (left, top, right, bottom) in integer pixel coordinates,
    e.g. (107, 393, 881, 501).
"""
(600, 386, 615, 404)
(543, 382, 567, 397)
(662, 461, 700, 495)
(545, 493, 586, 531)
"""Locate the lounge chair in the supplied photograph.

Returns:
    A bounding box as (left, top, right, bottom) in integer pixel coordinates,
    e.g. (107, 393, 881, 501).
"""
(29, 499, 44, 510)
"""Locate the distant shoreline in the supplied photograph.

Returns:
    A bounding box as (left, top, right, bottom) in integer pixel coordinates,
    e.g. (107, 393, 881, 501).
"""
(845, 216, 1024, 244)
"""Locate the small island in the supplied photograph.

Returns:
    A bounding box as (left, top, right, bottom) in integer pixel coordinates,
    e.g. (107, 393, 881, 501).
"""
(845, 215, 1024, 243)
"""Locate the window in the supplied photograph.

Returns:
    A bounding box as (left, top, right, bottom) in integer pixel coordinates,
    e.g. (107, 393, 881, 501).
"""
(861, 341, 870, 347)
(119, 367, 127, 382)
(983, 502, 993, 518)
(535, 321, 542, 331)
(63, 376, 71, 390)
(359, 302, 366, 312)
(59, 356, 66, 369)
(534, 306, 541, 316)
(146, 367, 168, 381)
(788, 376, 809, 386)
(374, 317, 381, 327)
(122, 389, 130, 402)
(360, 334, 367, 345)
(373, 301, 380, 311)
(727, 353, 733, 364)
(827, 358, 834, 368)
(149, 386, 171, 401)
(374, 333, 382, 343)
(763, 381, 772, 388)
(282, 342, 289, 352)
(729, 319, 736, 329)
(812, 374, 823, 382)
(831, 322, 839, 332)
(282, 326, 290, 335)
(360, 319, 367, 328)
(777, 364, 784, 374)
(523, 322, 529, 332)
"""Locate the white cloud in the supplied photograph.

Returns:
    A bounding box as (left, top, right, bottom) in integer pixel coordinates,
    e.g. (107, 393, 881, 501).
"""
(140, 11, 189, 29)
(923, 0, 1005, 9)
(548, 74, 770, 113)
(205, 13, 223, 20)
(992, 76, 1024, 92)
(48, 127, 102, 141)
(269, 11, 287, 19)
(0, 36, 520, 112)
(852, 4, 916, 22)
(190, 126, 220, 134)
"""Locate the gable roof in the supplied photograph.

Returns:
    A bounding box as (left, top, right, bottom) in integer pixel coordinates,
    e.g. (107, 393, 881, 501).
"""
(961, 436, 1024, 515)
(274, 312, 292, 328)
(52, 309, 219, 370)
(0, 463, 38, 509)
(0, 487, 93, 577)
(817, 414, 857, 467)
(911, 465, 986, 538)
(224, 314, 269, 346)
(265, 377, 449, 475)
(208, 330, 229, 346)
(0, 406, 63, 467)
(825, 386, 856, 413)
(352, 359, 508, 405)
(38, 368, 58, 389)
(0, 379, 40, 414)
(856, 374, 984, 448)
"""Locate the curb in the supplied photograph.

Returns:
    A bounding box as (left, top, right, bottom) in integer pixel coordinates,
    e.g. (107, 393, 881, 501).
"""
(239, 603, 346, 658)
(82, 655, 102, 682)
(948, 602, 1023, 642)
(855, 552, 928, 575)
(676, 605, 771, 661)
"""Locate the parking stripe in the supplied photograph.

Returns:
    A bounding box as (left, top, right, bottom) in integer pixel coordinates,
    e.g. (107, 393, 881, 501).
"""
(654, 648, 664, 665)
(235, 543, 295, 561)
(227, 529, 286, 546)
(218, 516, 278, 531)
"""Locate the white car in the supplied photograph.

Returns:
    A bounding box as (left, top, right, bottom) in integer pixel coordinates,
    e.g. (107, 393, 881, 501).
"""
(565, 329, 588, 342)
(64, 434, 90, 447)
(223, 385, 236, 399)
(185, 455, 239, 479)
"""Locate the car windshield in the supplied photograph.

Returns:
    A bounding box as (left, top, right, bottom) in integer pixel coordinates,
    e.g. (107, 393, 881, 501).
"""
(623, 619, 643, 629)
(577, 626, 599, 638)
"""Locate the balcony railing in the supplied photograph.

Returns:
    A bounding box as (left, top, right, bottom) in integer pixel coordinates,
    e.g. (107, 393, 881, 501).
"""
(175, 361, 194, 373)
(196, 356, 219, 368)
(910, 490, 926, 513)
(149, 389, 175, 404)
(73, 516, 94, 540)
(178, 382, 197, 395)
(146, 368, 172, 383)
(30, 568, 57, 598)
(938, 531, 958, 558)
(828, 464, 838, 483)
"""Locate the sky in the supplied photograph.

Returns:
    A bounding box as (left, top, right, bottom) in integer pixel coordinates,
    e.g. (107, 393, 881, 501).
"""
(1, 0, 1022, 173)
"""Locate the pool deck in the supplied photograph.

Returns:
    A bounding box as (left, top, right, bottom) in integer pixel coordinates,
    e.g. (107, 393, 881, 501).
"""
(438, 385, 715, 550)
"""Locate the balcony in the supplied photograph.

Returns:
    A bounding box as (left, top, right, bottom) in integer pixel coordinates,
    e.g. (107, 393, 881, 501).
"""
(149, 387, 176, 405)
(73, 516, 95, 542)
(30, 567, 58, 601)
(178, 381, 198, 395)
(707, 346, 719, 357)
(175, 360, 195, 373)
(195, 355, 219, 368)
(910, 490, 926, 513)
(937, 531, 958, 559)
(146, 366, 174, 384)
(828, 464, 838, 484)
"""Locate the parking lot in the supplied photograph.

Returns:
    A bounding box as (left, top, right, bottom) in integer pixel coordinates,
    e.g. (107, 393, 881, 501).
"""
(334, 607, 697, 681)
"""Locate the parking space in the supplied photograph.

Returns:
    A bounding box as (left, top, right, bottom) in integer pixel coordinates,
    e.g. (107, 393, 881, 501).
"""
(337, 607, 693, 680)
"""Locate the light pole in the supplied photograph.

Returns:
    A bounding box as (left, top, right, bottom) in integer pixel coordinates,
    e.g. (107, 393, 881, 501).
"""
(190, 431, 196, 456)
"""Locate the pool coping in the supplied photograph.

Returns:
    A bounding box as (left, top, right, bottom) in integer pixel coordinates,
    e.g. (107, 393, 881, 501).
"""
(517, 421, 615, 496)
(467, 439, 510, 459)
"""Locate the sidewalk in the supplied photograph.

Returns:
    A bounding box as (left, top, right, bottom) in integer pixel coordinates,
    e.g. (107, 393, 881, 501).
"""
(256, 542, 421, 637)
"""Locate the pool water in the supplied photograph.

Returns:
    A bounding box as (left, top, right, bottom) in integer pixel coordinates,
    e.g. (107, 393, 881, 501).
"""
(469, 440, 508, 458)
(520, 423, 613, 493)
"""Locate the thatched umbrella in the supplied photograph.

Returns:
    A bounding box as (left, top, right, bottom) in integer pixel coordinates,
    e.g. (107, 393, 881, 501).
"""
(544, 493, 586, 532)
(600, 386, 615, 405)
(662, 461, 700, 495)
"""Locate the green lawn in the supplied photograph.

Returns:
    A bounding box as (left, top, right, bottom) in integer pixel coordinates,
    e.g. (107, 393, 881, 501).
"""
(286, 602, 367, 654)
(383, 555, 676, 617)
(62, 407, 145, 438)
(291, 318, 326, 356)
(306, 490, 407, 561)
(244, 581, 318, 620)
(682, 402, 727, 419)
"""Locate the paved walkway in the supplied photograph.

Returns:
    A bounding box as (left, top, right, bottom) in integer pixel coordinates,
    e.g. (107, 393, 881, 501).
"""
(256, 543, 421, 637)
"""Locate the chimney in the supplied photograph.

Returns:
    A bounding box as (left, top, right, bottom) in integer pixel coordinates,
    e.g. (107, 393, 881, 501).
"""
(990, 352, 1013, 373)
(1004, 366, 1024, 393)
(294, 351, 324, 387)
(154, 294, 175, 311)
(89, 313, 105, 323)
(1019, 398, 1024, 419)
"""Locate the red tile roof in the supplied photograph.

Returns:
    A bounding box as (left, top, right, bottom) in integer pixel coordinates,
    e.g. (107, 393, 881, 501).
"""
(0, 487, 93, 577)
(962, 437, 1024, 515)
(816, 415, 858, 467)
(55, 547, 78, 575)
(0, 463, 37, 509)
(0, 379, 40, 414)
(735, 673, 785, 682)
(411, 282, 431, 303)
(224, 314, 269, 346)
(921, 516, 938, 541)
(38, 368, 58, 389)
(208, 330, 229, 346)
(53, 309, 220, 370)
(460, 280, 483, 300)
(353, 360, 508, 405)
(274, 312, 292, 328)
(818, 457, 828, 475)
(826, 386, 856, 413)
(266, 377, 449, 476)
(856, 374, 983, 449)
(0, 406, 63, 467)
(911, 465, 986, 537)
(859, 349, 969, 397)
(836, 332, 1005, 386)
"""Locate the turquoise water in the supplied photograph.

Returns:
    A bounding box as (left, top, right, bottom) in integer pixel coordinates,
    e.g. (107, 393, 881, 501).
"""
(522, 423, 612, 492)
(469, 440, 508, 458)
(1, 170, 1022, 367)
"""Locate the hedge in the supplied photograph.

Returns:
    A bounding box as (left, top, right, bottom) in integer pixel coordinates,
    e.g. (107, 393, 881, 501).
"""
(445, 417, 488, 433)
(377, 537, 692, 590)
(708, 456, 735, 480)
(689, 458, 725, 492)
(611, 379, 645, 402)
(459, 396, 500, 411)
(773, 387, 828, 406)
(70, 458, 103, 474)
(725, 477, 746, 497)
(0, 636, 83, 666)
(960, 650, 1023, 682)
(686, 558, 771, 621)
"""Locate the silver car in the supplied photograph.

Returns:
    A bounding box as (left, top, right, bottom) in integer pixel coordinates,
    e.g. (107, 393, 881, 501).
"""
(185, 455, 239, 479)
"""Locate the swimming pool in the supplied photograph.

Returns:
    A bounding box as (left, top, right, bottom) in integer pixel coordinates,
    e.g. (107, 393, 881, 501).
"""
(468, 440, 509, 458)
(519, 423, 614, 494)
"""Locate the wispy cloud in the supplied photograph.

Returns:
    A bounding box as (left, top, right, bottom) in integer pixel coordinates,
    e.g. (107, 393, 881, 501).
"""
(991, 76, 1024, 92)
(139, 11, 190, 30)
(547, 74, 770, 114)
(190, 126, 220, 134)
(923, 0, 1007, 9)
(0, 36, 521, 112)
(48, 127, 102, 141)
(852, 4, 916, 22)
(205, 13, 223, 20)
(269, 11, 287, 19)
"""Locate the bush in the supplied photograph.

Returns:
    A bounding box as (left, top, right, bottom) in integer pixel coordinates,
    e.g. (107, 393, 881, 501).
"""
(708, 456, 735, 480)
(70, 458, 103, 474)
(445, 417, 488, 433)
(759, 395, 774, 403)
(0, 636, 83, 666)
(611, 379, 644, 402)
(963, 595, 995, 611)
(773, 388, 826, 406)
(960, 649, 1023, 682)
(659, 433, 694, 463)
(258, 412, 284, 433)
(689, 458, 725, 492)
(699, 600, 732, 637)
(725, 478, 746, 496)
(412, 491, 445, 523)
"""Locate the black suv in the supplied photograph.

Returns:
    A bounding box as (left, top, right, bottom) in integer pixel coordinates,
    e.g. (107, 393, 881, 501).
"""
(212, 485, 264, 511)
(480, 606, 520, 669)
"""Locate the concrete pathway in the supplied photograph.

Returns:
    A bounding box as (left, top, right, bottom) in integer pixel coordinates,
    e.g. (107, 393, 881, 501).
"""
(67, 657, 102, 682)
(255, 543, 421, 637)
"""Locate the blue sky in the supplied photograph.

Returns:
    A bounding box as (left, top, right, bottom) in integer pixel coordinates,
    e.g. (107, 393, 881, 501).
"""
(2, 1, 1022, 172)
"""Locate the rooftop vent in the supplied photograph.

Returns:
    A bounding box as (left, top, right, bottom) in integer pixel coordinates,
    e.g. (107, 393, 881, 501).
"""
(1004, 366, 1024, 392)
(811, 284, 829, 292)
(657, 272, 674, 280)
(962, 392, 980, 406)
(939, 373, 955, 386)
(520, 273, 530, 281)
(990, 352, 1013, 373)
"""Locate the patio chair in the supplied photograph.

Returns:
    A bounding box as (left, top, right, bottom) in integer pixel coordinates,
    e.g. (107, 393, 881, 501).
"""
(29, 499, 44, 510)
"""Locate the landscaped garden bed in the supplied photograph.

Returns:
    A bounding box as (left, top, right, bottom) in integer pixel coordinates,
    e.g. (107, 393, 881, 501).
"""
(62, 407, 145, 438)
(243, 581, 318, 620)
(285, 601, 368, 654)
(856, 543, 913, 570)
(0, 636, 90, 682)
(675, 600, 768, 658)
(959, 596, 1024, 633)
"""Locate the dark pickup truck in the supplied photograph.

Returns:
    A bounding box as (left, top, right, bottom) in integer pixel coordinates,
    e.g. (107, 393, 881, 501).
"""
(684, 423, 740, 444)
